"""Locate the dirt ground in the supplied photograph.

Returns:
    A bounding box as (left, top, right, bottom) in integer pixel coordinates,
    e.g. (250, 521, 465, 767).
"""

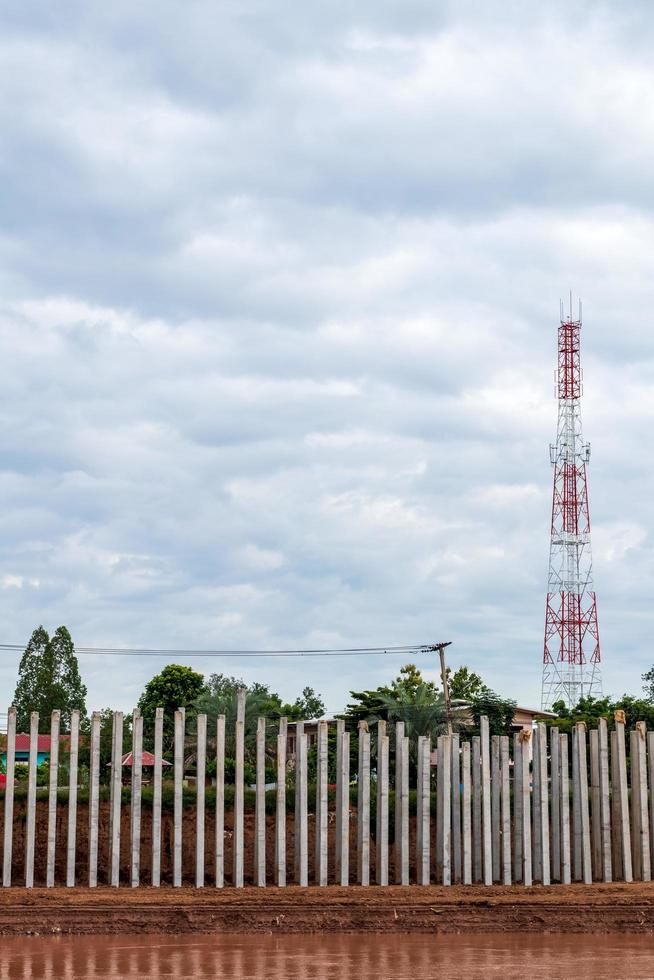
(1, 882, 654, 935)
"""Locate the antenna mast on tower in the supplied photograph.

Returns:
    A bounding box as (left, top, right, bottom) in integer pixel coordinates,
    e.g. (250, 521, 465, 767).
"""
(542, 299, 602, 710)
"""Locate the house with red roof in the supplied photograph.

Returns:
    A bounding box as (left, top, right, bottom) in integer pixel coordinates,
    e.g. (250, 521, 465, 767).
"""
(1, 733, 70, 769)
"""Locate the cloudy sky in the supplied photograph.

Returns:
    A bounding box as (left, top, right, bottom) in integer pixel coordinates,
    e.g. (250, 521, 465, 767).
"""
(1, 0, 654, 716)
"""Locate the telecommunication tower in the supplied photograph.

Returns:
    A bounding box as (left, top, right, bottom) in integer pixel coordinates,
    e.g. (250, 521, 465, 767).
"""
(541, 299, 602, 710)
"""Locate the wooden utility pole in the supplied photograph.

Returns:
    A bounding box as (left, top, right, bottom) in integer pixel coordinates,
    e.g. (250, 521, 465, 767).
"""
(429, 642, 453, 735)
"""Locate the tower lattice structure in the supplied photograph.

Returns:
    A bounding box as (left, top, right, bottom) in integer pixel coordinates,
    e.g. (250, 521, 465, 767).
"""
(541, 303, 602, 710)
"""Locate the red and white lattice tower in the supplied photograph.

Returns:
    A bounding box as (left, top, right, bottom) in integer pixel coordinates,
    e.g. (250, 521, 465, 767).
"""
(541, 300, 602, 710)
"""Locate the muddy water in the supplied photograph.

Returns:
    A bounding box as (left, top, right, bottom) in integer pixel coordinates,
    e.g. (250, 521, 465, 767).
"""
(1, 934, 653, 979)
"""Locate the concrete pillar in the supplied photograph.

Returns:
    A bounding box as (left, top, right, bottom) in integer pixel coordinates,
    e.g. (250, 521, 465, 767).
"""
(441, 735, 451, 887)
(173, 708, 184, 887)
(491, 735, 501, 882)
(634, 721, 650, 881)
(315, 720, 328, 886)
(394, 721, 405, 884)
(296, 732, 308, 886)
(151, 706, 164, 887)
(110, 711, 123, 887)
(461, 740, 472, 885)
(537, 723, 550, 886)
(25, 711, 39, 888)
(335, 718, 345, 881)
(376, 726, 389, 886)
(357, 721, 370, 886)
(46, 709, 61, 887)
(520, 731, 532, 887)
(500, 735, 511, 885)
(649, 732, 654, 884)
(399, 734, 409, 885)
(215, 714, 226, 888)
(532, 723, 542, 883)
(2, 706, 16, 888)
(572, 725, 581, 880)
(339, 731, 350, 886)
(513, 735, 523, 883)
(254, 717, 266, 887)
(233, 688, 245, 888)
(195, 713, 207, 888)
(472, 735, 482, 883)
(610, 730, 623, 880)
(416, 735, 430, 886)
(130, 709, 143, 888)
(480, 716, 492, 886)
(293, 720, 304, 882)
(66, 709, 80, 888)
(276, 725, 287, 887)
(451, 734, 461, 884)
(435, 734, 444, 883)
(598, 717, 612, 883)
(550, 727, 561, 882)
(560, 733, 571, 885)
(590, 728, 601, 880)
(88, 711, 101, 888)
(575, 722, 592, 884)
(615, 714, 632, 882)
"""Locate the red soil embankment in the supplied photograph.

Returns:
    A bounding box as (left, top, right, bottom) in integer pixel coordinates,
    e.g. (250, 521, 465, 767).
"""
(1, 883, 654, 935)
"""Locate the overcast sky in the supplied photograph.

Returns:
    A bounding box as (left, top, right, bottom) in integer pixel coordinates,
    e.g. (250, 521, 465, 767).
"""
(1, 0, 654, 716)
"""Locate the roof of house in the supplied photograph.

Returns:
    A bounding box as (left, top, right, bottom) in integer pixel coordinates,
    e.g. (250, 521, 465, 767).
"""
(120, 750, 171, 767)
(13, 733, 70, 753)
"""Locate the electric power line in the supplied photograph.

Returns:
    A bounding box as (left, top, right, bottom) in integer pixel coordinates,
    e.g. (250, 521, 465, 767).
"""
(0, 642, 443, 659)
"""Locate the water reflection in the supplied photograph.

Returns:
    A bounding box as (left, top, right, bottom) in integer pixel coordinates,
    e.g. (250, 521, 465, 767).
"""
(1, 934, 653, 979)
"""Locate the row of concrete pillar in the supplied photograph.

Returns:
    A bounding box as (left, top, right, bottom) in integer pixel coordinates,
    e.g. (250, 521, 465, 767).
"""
(1, 704, 651, 888)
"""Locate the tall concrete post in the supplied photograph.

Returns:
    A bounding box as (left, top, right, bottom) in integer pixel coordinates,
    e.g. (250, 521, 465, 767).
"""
(195, 713, 207, 888)
(532, 724, 542, 882)
(589, 728, 601, 880)
(451, 734, 461, 884)
(560, 733, 571, 884)
(416, 735, 430, 886)
(480, 716, 492, 886)
(254, 717, 266, 887)
(435, 735, 444, 883)
(25, 711, 39, 888)
(610, 730, 623, 880)
(537, 724, 550, 886)
(491, 735, 501, 882)
(500, 735, 511, 885)
(441, 735, 452, 886)
(615, 714, 632, 882)
(315, 720, 328, 886)
(66, 709, 80, 888)
(634, 721, 651, 881)
(575, 722, 592, 884)
(597, 717, 612, 883)
(46, 709, 61, 887)
(461, 740, 472, 885)
(276, 722, 287, 887)
(357, 721, 370, 886)
(339, 731, 350, 886)
(376, 726, 389, 886)
(399, 734, 410, 885)
(151, 706, 164, 887)
(2, 706, 16, 888)
(88, 711, 101, 888)
(649, 732, 654, 883)
(215, 714, 226, 888)
(173, 708, 184, 887)
(550, 727, 561, 882)
(130, 708, 143, 888)
(335, 718, 345, 881)
(296, 732, 308, 886)
(110, 711, 123, 887)
(520, 730, 532, 887)
(293, 720, 304, 882)
(471, 735, 482, 883)
(394, 721, 405, 884)
(233, 689, 246, 888)
(513, 735, 523, 884)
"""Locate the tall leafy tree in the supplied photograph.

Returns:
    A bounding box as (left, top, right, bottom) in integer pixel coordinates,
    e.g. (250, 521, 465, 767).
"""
(137, 664, 207, 749)
(12, 626, 87, 732)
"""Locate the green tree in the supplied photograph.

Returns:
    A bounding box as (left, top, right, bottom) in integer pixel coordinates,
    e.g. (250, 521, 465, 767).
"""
(642, 667, 654, 703)
(283, 686, 325, 720)
(137, 664, 207, 749)
(12, 626, 87, 733)
(448, 666, 490, 700)
(467, 691, 517, 737)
